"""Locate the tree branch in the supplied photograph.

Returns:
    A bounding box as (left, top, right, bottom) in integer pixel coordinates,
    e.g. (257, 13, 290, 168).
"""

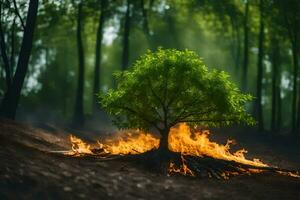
(12, 0, 25, 30)
(116, 105, 162, 131)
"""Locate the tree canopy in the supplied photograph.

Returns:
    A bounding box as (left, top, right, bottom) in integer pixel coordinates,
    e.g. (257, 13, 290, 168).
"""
(100, 49, 254, 133)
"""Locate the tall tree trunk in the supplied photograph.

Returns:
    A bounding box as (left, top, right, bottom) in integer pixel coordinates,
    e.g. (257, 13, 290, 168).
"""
(255, 0, 264, 131)
(140, 0, 154, 50)
(121, 0, 131, 71)
(0, 0, 39, 119)
(291, 36, 298, 133)
(140, 0, 150, 36)
(242, 0, 249, 91)
(271, 37, 280, 132)
(93, 0, 106, 112)
(236, 27, 242, 73)
(230, 18, 241, 74)
(10, 17, 16, 74)
(72, 2, 85, 127)
(0, 3, 11, 89)
(276, 60, 282, 130)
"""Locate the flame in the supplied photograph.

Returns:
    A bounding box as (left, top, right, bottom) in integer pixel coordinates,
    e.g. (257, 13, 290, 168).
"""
(168, 155, 195, 176)
(66, 123, 299, 178)
(98, 130, 159, 155)
(168, 124, 268, 167)
(67, 124, 268, 166)
(66, 135, 93, 155)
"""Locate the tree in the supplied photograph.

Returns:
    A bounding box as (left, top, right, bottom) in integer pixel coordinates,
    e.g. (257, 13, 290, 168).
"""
(100, 49, 254, 156)
(72, 1, 85, 127)
(93, 0, 108, 111)
(270, 35, 281, 132)
(255, 0, 265, 131)
(0, 0, 39, 119)
(121, 0, 131, 71)
(274, 0, 300, 133)
(242, 0, 250, 91)
(0, 2, 12, 89)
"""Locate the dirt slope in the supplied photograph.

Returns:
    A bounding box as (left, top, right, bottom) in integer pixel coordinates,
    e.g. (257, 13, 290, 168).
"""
(0, 119, 300, 200)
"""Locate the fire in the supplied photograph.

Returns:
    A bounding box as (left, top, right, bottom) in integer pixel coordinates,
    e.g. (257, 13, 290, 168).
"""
(168, 124, 268, 167)
(66, 123, 299, 178)
(67, 135, 93, 155)
(98, 130, 159, 155)
(168, 155, 195, 177)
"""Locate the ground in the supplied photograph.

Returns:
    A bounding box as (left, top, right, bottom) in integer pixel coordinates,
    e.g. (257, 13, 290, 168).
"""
(0, 119, 300, 200)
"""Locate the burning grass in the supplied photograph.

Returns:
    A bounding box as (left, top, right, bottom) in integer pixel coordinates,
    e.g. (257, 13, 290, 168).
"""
(65, 123, 300, 179)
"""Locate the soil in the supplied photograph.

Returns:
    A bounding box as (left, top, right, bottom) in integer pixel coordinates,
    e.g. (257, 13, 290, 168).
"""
(1, 119, 300, 200)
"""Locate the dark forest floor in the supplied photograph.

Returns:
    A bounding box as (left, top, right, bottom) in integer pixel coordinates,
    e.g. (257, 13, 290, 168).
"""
(1, 119, 300, 200)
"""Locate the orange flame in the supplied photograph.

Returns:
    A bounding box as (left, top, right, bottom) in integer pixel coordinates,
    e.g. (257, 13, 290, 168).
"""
(66, 123, 300, 178)
(66, 135, 93, 156)
(98, 130, 159, 155)
(168, 155, 195, 176)
(67, 124, 268, 167)
(168, 124, 268, 167)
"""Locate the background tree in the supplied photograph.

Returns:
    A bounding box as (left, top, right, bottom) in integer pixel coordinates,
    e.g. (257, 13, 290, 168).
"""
(255, 0, 265, 131)
(72, 1, 85, 127)
(274, 0, 300, 133)
(92, 0, 108, 111)
(121, 0, 131, 71)
(0, 0, 39, 119)
(242, 0, 250, 91)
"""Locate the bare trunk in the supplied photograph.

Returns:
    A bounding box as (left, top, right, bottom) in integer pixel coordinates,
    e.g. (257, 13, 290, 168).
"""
(0, 3, 11, 89)
(291, 38, 298, 133)
(140, 0, 150, 36)
(10, 17, 16, 74)
(72, 2, 85, 127)
(140, 0, 154, 50)
(271, 37, 280, 132)
(242, 0, 249, 91)
(0, 0, 38, 119)
(93, 0, 106, 111)
(255, 0, 264, 131)
(121, 0, 130, 71)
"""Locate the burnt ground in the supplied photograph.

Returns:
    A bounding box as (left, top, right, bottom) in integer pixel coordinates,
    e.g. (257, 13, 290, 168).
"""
(0, 119, 300, 200)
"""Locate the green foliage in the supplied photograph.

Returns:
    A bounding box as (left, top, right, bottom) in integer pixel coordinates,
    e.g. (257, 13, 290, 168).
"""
(99, 48, 255, 132)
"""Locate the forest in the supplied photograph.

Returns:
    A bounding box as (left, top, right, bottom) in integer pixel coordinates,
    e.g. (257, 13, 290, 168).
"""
(0, 0, 300, 199)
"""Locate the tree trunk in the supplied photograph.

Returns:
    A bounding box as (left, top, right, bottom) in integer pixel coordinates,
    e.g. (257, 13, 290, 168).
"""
(242, 0, 249, 91)
(121, 0, 131, 71)
(291, 36, 298, 133)
(140, 0, 154, 50)
(271, 37, 280, 132)
(10, 17, 16, 76)
(72, 2, 85, 127)
(235, 26, 242, 73)
(93, 0, 106, 112)
(0, 3, 11, 89)
(140, 0, 150, 37)
(156, 128, 171, 173)
(255, 0, 264, 131)
(0, 0, 39, 119)
(158, 128, 171, 156)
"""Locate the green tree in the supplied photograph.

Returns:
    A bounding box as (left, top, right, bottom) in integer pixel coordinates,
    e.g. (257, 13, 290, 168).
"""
(100, 49, 254, 156)
(0, 0, 39, 119)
